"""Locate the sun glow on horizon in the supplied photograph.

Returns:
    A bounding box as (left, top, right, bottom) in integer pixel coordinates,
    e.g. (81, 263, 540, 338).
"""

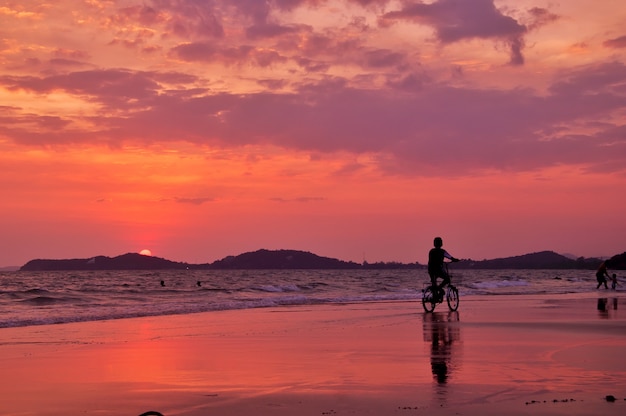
(139, 249, 152, 256)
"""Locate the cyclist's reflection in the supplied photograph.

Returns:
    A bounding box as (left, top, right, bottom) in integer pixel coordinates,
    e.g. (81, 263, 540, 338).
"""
(422, 311, 461, 401)
(597, 297, 618, 319)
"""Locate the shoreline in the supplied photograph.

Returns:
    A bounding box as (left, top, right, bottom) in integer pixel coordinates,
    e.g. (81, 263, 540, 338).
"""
(1, 268, 619, 330)
(1, 294, 625, 415)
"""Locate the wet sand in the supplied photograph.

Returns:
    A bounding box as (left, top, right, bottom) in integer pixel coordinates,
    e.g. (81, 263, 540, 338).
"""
(1, 293, 625, 415)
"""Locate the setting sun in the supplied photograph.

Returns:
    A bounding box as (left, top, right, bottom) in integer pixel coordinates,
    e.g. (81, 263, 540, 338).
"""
(139, 249, 152, 256)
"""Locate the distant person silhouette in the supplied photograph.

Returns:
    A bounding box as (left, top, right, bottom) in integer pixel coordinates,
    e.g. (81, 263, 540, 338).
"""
(197, 281, 202, 287)
(428, 237, 459, 300)
(596, 261, 610, 289)
(611, 273, 618, 290)
(160, 280, 165, 287)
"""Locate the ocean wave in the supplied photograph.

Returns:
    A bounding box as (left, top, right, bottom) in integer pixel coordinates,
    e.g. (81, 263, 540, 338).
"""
(468, 280, 529, 289)
(20, 296, 64, 305)
(25, 288, 50, 294)
(0, 269, 604, 329)
(250, 284, 301, 293)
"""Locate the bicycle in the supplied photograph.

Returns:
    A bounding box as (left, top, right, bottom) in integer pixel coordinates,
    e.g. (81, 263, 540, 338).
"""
(422, 263, 459, 312)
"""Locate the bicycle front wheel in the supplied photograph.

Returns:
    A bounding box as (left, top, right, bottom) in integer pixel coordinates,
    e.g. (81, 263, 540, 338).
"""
(446, 286, 459, 311)
(422, 287, 436, 312)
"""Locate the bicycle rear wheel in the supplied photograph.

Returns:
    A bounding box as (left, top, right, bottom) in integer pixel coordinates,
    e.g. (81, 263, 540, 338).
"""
(446, 286, 459, 311)
(422, 286, 436, 312)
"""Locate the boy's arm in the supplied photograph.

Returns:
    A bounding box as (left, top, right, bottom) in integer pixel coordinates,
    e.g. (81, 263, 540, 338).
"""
(443, 250, 460, 262)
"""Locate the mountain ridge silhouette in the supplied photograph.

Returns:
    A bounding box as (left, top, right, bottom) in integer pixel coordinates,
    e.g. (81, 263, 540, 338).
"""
(18, 249, 625, 271)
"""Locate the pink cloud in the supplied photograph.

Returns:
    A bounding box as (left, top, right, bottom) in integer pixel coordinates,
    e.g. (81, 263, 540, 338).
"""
(52, 48, 90, 60)
(48, 58, 89, 68)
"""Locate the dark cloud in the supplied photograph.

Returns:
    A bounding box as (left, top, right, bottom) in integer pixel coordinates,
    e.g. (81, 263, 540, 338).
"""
(270, 196, 326, 203)
(526, 7, 560, 30)
(257, 79, 289, 90)
(170, 42, 220, 62)
(382, 0, 528, 65)
(113, 5, 166, 26)
(604, 35, 626, 49)
(362, 49, 407, 68)
(246, 23, 302, 39)
(0, 107, 84, 146)
(549, 61, 626, 95)
(0, 69, 162, 107)
(118, 0, 225, 38)
(385, 73, 428, 91)
(227, 0, 272, 24)
(252, 49, 288, 67)
(84, 1, 560, 70)
(99, 1, 403, 74)
(170, 31, 398, 71)
(170, 41, 288, 66)
(294, 57, 330, 72)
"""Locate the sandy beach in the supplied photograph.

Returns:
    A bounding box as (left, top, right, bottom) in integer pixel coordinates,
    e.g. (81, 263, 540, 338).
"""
(1, 293, 625, 416)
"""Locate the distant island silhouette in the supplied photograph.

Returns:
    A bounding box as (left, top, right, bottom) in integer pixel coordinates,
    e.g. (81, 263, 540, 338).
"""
(18, 249, 626, 271)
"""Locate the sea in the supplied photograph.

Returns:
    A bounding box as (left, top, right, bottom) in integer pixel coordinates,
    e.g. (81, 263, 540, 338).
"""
(0, 268, 616, 329)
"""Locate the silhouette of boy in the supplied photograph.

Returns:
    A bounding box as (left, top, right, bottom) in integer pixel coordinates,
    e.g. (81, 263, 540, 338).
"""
(428, 237, 459, 300)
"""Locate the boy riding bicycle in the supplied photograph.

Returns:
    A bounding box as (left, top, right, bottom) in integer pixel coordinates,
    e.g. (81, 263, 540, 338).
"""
(428, 237, 460, 301)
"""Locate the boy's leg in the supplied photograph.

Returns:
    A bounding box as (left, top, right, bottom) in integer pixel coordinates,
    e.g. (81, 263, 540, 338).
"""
(437, 279, 445, 300)
(430, 275, 438, 289)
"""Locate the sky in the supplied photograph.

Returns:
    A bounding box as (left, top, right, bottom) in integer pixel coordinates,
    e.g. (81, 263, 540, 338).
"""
(1, 0, 625, 267)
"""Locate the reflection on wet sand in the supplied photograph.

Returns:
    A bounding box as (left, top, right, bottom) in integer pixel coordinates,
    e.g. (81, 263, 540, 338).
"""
(597, 297, 618, 319)
(422, 311, 462, 402)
